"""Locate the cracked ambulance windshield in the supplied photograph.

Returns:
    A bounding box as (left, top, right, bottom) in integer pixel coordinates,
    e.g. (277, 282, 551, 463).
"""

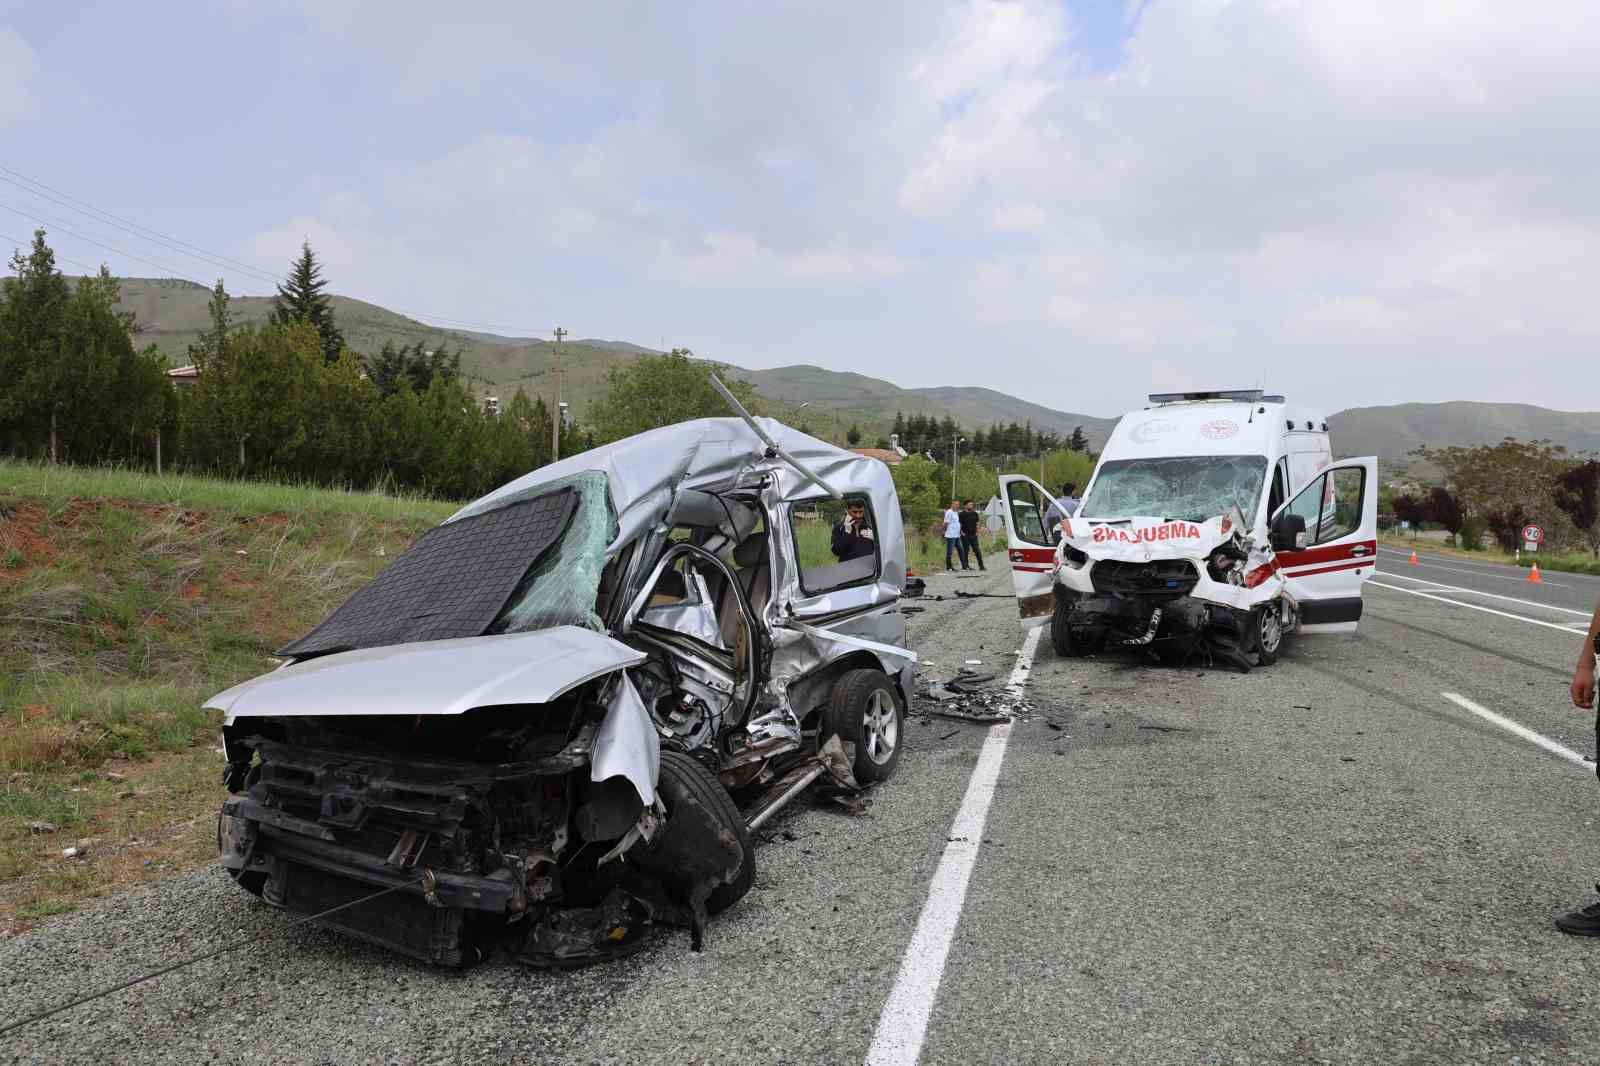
(1080, 455, 1267, 523)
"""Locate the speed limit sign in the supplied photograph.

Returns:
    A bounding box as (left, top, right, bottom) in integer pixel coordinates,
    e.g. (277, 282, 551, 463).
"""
(1522, 524, 1544, 552)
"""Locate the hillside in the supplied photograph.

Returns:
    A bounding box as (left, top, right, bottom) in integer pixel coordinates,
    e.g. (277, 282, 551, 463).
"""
(1329, 402, 1600, 467)
(732, 366, 1114, 446)
(109, 279, 1110, 446)
(110, 279, 1600, 463)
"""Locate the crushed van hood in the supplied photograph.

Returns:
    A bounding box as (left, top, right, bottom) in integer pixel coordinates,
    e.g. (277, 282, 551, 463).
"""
(207, 626, 647, 719)
(1063, 514, 1241, 563)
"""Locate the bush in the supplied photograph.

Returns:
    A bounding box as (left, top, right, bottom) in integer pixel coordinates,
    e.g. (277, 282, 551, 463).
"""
(1458, 515, 1487, 551)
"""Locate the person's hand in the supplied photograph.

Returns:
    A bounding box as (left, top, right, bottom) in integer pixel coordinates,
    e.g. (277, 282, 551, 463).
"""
(861, 528, 874, 541)
(1574, 654, 1596, 709)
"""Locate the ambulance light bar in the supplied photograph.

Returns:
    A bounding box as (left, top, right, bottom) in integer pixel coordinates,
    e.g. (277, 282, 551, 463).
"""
(1147, 390, 1285, 405)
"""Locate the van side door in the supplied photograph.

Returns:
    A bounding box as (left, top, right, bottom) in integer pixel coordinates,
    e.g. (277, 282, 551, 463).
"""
(998, 474, 1058, 626)
(1270, 457, 1378, 633)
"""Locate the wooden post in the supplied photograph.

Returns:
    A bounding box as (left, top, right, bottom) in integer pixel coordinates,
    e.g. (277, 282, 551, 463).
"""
(155, 431, 162, 477)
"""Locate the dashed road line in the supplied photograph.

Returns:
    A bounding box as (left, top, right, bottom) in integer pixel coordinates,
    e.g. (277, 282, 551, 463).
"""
(1441, 692, 1591, 769)
(865, 624, 1042, 1066)
(1368, 580, 1590, 635)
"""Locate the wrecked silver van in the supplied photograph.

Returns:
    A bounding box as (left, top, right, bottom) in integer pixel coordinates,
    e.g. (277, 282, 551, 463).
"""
(209, 396, 913, 967)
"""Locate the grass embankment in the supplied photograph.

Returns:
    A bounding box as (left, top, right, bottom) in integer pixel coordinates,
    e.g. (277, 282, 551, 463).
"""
(1379, 533, 1600, 576)
(0, 460, 452, 931)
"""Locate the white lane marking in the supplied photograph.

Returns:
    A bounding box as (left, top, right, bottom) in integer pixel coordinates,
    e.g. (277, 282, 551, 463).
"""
(865, 625, 1042, 1066)
(1375, 569, 1594, 617)
(1441, 692, 1591, 769)
(1368, 580, 1590, 635)
(1375, 547, 1575, 587)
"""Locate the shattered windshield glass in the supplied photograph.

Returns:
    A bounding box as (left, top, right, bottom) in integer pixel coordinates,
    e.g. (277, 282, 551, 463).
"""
(1079, 455, 1267, 523)
(489, 471, 614, 634)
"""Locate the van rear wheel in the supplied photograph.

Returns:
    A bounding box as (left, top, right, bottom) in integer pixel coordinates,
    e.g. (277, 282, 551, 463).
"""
(824, 669, 903, 784)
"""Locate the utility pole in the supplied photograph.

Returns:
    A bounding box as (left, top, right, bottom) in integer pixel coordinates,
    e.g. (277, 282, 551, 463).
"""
(551, 326, 566, 458)
(951, 435, 964, 500)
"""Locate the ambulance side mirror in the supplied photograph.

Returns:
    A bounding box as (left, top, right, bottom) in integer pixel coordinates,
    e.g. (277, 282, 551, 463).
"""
(1270, 512, 1306, 553)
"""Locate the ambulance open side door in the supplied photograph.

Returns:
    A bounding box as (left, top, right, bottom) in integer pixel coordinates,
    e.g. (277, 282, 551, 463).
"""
(998, 474, 1059, 627)
(1268, 456, 1378, 633)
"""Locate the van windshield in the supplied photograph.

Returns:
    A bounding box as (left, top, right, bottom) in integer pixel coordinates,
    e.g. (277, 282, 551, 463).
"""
(1079, 455, 1268, 523)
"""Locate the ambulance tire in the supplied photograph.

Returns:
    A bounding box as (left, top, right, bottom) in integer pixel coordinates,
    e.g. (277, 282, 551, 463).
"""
(1249, 601, 1284, 666)
(1051, 598, 1085, 657)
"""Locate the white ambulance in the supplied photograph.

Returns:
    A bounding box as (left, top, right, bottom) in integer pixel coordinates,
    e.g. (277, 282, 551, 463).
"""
(999, 390, 1377, 670)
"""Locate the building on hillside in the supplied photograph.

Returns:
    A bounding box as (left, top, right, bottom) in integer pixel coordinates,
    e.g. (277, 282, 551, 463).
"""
(166, 365, 199, 390)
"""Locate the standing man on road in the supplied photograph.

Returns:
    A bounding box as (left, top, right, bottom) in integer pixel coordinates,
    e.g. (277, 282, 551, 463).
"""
(943, 500, 966, 571)
(959, 499, 986, 571)
(1558, 603, 1600, 935)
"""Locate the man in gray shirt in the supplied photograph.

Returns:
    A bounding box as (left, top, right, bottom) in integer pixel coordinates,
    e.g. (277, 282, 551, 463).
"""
(1043, 481, 1079, 542)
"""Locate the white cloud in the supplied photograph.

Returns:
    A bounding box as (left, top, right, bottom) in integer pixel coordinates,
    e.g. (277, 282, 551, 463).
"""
(0, 28, 37, 125)
(237, 0, 1600, 411)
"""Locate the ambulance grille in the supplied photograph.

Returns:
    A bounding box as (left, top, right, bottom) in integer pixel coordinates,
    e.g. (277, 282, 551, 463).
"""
(1090, 559, 1199, 599)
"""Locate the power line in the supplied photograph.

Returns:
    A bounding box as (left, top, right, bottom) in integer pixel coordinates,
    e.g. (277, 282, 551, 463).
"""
(0, 169, 283, 287)
(0, 202, 206, 284)
(0, 230, 103, 275)
(0, 163, 561, 339)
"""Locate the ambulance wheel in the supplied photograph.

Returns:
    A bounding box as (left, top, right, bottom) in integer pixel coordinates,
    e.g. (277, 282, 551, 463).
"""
(1051, 598, 1080, 657)
(1250, 602, 1284, 666)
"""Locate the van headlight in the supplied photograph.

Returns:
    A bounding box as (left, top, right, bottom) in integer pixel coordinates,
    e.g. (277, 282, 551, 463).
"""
(1062, 545, 1088, 569)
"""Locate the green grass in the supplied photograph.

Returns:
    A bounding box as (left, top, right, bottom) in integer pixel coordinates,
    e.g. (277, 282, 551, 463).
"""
(791, 517, 1004, 575)
(0, 461, 451, 928)
(0, 458, 457, 523)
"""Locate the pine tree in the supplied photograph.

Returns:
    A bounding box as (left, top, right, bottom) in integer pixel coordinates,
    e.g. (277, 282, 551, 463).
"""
(271, 241, 345, 364)
(1069, 425, 1088, 452)
(847, 424, 862, 446)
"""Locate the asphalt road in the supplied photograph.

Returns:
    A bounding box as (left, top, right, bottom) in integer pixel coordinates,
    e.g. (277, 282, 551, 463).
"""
(3, 554, 1600, 1065)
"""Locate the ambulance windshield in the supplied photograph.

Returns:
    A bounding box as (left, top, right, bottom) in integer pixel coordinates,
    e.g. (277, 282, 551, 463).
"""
(1079, 455, 1267, 523)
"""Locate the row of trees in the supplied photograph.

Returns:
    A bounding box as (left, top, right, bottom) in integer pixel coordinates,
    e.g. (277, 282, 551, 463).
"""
(0, 232, 593, 499)
(1394, 439, 1600, 555)
(1, 228, 1097, 514)
(890, 410, 1090, 460)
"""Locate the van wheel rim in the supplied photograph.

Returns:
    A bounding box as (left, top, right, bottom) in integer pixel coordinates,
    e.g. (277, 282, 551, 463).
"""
(1259, 607, 1282, 654)
(864, 689, 898, 764)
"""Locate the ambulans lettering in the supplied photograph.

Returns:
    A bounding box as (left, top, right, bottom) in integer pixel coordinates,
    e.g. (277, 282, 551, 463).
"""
(1088, 522, 1203, 545)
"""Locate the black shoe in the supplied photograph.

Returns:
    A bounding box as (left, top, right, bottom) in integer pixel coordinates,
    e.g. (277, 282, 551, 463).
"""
(1555, 887, 1600, 936)
(962, 566, 972, 571)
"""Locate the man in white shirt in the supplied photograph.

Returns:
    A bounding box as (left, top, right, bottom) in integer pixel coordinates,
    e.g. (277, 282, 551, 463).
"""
(943, 500, 966, 571)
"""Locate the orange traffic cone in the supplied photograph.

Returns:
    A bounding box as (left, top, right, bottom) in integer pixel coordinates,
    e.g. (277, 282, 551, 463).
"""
(1528, 562, 1542, 584)
(1408, 549, 1419, 565)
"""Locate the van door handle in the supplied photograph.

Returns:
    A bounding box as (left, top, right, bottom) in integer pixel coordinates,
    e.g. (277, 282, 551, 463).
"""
(1350, 546, 1371, 556)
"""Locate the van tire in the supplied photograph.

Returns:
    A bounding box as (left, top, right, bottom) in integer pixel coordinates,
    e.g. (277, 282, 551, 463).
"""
(656, 750, 755, 915)
(825, 669, 903, 784)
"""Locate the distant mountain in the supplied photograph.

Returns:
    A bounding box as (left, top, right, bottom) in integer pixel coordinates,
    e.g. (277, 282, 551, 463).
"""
(731, 365, 1114, 447)
(1328, 401, 1600, 466)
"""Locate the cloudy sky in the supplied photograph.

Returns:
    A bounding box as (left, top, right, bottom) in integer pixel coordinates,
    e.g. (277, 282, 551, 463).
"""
(2, 1, 1595, 416)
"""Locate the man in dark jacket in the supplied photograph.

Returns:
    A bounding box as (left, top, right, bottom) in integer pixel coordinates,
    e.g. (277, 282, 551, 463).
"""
(831, 498, 877, 562)
(959, 499, 985, 571)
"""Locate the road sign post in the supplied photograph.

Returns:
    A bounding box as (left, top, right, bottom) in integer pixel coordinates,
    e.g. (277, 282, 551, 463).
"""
(1522, 523, 1544, 553)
